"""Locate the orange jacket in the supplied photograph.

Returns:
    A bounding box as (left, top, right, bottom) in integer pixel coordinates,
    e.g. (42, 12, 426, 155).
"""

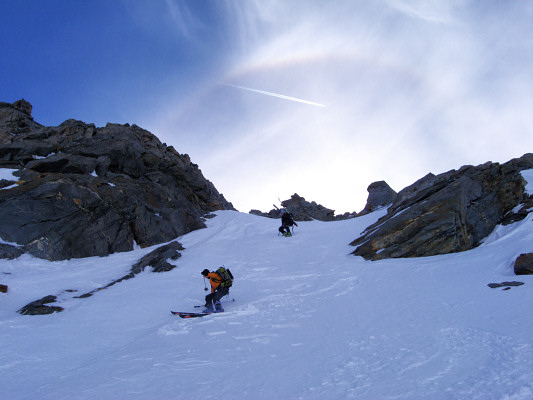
(206, 272, 222, 293)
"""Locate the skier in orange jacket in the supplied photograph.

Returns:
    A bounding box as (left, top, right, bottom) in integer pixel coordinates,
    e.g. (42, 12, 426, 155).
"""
(202, 269, 229, 313)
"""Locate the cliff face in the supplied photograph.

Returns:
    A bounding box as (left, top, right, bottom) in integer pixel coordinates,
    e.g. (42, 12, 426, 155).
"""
(0, 100, 234, 260)
(350, 154, 533, 260)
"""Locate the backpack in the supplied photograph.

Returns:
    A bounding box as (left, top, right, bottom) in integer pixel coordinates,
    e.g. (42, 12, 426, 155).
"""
(216, 266, 234, 288)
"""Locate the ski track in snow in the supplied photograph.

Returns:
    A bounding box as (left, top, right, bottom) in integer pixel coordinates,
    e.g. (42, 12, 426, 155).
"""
(1, 210, 533, 399)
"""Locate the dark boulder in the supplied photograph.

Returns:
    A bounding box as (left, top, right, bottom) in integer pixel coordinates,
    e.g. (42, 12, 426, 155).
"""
(0, 100, 234, 260)
(351, 154, 533, 260)
(358, 180, 397, 215)
(514, 253, 533, 275)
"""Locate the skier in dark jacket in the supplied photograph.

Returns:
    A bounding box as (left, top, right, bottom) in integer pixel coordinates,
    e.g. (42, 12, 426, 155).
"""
(278, 209, 298, 236)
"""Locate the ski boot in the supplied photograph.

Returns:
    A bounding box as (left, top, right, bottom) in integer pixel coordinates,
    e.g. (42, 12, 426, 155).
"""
(215, 301, 224, 313)
(202, 304, 214, 314)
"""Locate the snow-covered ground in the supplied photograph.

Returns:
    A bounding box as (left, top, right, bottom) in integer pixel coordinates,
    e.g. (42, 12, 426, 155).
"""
(1, 182, 533, 399)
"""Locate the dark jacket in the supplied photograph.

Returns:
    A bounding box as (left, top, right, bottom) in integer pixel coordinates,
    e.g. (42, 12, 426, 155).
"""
(281, 213, 296, 227)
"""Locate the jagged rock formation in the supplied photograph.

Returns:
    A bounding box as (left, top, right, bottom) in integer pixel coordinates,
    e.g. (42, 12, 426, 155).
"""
(250, 193, 352, 221)
(358, 181, 397, 215)
(279, 193, 336, 221)
(0, 99, 42, 141)
(0, 100, 234, 261)
(351, 154, 533, 260)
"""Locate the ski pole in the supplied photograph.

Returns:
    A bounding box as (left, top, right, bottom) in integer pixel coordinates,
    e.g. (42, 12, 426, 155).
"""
(203, 276, 208, 291)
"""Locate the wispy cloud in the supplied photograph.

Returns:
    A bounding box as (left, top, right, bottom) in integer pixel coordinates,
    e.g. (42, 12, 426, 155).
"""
(164, 0, 197, 39)
(148, 0, 533, 213)
(384, 0, 465, 24)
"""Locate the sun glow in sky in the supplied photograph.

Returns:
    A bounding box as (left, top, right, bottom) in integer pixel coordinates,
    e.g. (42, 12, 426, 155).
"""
(2, 1, 532, 213)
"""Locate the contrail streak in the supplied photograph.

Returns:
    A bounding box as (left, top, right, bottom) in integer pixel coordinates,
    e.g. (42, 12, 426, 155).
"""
(222, 83, 326, 107)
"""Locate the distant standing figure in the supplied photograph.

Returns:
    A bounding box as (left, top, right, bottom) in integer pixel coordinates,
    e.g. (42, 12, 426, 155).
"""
(278, 209, 298, 237)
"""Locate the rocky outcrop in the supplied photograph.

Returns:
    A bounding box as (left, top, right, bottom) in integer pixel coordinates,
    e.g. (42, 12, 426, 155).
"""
(250, 194, 333, 221)
(359, 181, 397, 215)
(130, 240, 183, 274)
(0, 99, 42, 143)
(514, 253, 533, 275)
(351, 154, 533, 260)
(250, 193, 357, 221)
(279, 194, 335, 221)
(0, 100, 234, 260)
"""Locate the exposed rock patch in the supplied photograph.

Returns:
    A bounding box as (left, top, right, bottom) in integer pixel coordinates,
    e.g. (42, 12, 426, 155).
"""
(131, 240, 184, 274)
(487, 281, 524, 290)
(18, 295, 64, 315)
(75, 241, 184, 298)
(19, 241, 183, 314)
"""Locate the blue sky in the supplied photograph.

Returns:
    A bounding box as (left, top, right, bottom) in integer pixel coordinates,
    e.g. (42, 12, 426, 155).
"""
(2, 1, 533, 213)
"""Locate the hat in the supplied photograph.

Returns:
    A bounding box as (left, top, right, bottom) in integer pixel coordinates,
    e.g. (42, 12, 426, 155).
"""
(280, 209, 286, 214)
(201, 269, 209, 276)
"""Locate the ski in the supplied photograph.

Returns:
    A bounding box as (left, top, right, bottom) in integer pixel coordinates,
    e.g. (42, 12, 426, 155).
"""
(171, 311, 211, 318)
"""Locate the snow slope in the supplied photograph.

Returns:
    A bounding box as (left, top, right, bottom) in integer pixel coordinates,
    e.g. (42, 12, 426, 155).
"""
(1, 206, 533, 399)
